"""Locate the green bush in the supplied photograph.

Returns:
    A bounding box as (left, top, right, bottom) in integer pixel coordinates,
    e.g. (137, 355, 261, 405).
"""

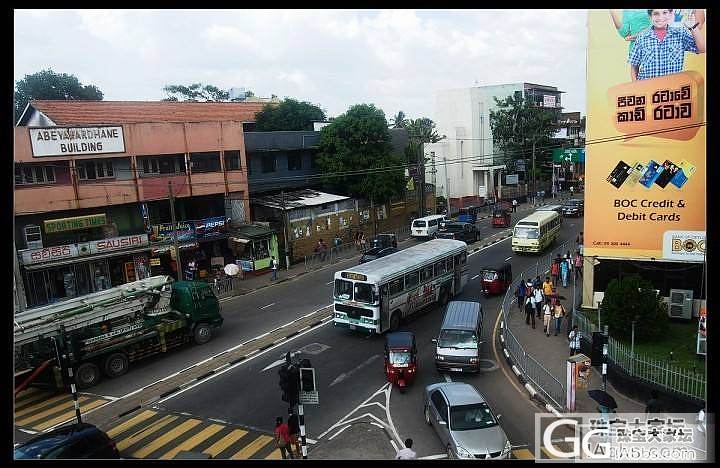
(602, 274, 668, 342)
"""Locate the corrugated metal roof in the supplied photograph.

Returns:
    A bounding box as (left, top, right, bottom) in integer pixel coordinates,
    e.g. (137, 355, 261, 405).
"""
(251, 189, 350, 210)
(25, 100, 271, 125)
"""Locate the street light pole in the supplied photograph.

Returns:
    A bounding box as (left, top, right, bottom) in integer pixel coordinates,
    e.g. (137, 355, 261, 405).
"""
(168, 181, 183, 281)
(443, 157, 451, 215)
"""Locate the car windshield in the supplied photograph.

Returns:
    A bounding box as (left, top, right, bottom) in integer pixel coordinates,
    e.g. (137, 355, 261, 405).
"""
(514, 227, 539, 239)
(334, 279, 354, 300)
(450, 403, 498, 431)
(354, 282, 374, 304)
(482, 271, 498, 281)
(413, 220, 427, 227)
(438, 329, 477, 349)
(13, 434, 68, 459)
(389, 351, 411, 367)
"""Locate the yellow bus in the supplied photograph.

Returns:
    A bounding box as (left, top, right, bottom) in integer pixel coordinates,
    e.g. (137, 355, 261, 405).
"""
(511, 211, 561, 253)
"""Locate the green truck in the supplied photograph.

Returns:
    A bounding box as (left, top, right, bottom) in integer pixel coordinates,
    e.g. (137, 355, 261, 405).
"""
(14, 275, 223, 391)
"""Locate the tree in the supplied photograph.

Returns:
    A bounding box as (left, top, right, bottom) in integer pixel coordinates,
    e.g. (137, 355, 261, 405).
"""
(253, 98, 326, 132)
(14, 69, 104, 123)
(602, 275, 668, 342)
(316, 104, 405, 203)
(162, 83, 231, 102)
(389, 110, 408, 129)
(489, 94, 557, 185)
(407, 117, 443, 145)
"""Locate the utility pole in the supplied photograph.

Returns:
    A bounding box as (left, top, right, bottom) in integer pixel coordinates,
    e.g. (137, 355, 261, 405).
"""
(443, 157, 451, 215)
(531, 139, 537, 205)
(168, 181, 183, 281)
(418, 144, 426, 216)
(280, 191, 291, 270)
(370, 196, 377, 237)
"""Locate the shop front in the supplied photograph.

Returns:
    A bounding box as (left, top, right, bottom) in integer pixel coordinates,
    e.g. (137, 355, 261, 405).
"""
(229, 225, 278, 275)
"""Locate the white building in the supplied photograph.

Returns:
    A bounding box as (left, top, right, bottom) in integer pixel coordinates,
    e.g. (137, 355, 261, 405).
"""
(427, 83, 564, 205)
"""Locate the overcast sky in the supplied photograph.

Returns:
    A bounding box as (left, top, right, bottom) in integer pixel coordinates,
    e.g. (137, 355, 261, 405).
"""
(14, 9, 588, 120)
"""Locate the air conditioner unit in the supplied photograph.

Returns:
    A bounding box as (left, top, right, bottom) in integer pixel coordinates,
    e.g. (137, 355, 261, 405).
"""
(668, 289, 693, 320)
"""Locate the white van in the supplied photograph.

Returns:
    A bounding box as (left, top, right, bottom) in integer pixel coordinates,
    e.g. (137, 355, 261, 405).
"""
(410, 215, 446, 239)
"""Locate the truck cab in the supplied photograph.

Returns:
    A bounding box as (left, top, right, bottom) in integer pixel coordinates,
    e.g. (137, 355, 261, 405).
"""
(170, 281, 224, 344)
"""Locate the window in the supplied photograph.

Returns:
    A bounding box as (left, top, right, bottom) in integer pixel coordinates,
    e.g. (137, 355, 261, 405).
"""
(262, 155, 276, 173)
(450, 403, 498, 431)
(288, 153, 302, 171)
(77, 160, 114, 180)
(405, 270, 419, 289)
(389, 277, 404, 296)
(431, 391, 448, 422)
(142, 158, 160, 175)
(15, 165, 56, 185)
(190, 152, 221, 173)
(140, 156, 185, 176)
(434, 261, 447, 276)
(224, 150, 242, 171)
(420, 265, 434, 282)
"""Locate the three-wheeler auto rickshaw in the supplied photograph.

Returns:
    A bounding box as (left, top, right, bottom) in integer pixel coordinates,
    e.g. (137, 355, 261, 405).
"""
(479, 262, 513, 297)
(491, 207, 512, 228)
(384, 332, 417, 392)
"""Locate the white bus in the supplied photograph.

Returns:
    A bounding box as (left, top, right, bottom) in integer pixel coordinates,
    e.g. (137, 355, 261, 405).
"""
(410, 214, 446, 239)
(511, 210, 561, 253)
(333, 239, 468, 334)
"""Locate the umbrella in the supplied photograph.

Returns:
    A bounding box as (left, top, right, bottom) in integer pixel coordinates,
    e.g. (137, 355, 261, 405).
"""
(587, 389, 617, 409)
(224, 263, 240, 276)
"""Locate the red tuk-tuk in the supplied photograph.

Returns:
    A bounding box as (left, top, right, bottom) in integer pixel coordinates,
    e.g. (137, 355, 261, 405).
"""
(479, 263, 513, 297)
(491, 208, 511, 227)
(384, 332, 417, 392)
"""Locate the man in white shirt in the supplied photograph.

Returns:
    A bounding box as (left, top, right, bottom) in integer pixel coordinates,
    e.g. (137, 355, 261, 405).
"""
(533, 287, 544, 319)
(396, 438, 417, 460)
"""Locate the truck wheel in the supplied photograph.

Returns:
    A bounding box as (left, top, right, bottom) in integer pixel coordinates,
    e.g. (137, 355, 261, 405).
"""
(76, 362, 101, 389)
(194, 323, 213, 345)
(389, 313, 401, 332)
(103, 353, 129, 378)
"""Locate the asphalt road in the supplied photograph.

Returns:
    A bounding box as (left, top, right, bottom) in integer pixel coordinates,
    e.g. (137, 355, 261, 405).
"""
(89, 208, 537, 398)
(155, 217, 584, 458)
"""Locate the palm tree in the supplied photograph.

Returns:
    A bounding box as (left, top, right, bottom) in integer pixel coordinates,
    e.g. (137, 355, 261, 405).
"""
(407, 117, 443, 144)
(390, 110, 408, 129)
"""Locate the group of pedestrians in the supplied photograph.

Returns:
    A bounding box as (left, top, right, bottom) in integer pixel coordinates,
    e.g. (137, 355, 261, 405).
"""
(274, 414, 302, 459)
(354, 231, 368, 252)
(517, 276, 567, 337)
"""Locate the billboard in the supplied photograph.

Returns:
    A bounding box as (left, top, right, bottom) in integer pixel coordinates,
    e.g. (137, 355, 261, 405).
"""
(584, 10, 706, 260)
(30, 126, 125, 157)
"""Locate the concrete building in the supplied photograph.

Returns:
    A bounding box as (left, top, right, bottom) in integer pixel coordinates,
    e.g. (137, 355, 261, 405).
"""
(426, 83, 564, 210)
(14, 100, 264, 309)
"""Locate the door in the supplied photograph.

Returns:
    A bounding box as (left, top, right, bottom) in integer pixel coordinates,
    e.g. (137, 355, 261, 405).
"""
(430, 390, 450, 446)
(380, 284, 390, 332)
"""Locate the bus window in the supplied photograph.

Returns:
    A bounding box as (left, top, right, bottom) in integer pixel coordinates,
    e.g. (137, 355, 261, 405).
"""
(446, 258, 453, 271)
(435, 261, 447, 276)
(405, 270, 420, 289)
(389, 277, 404, 296)
(420, 265, 434, 282)
(354, 282, 374, 304)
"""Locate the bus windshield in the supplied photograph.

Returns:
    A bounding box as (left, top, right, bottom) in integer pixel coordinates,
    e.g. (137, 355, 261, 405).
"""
(334, 279, 353, 300)
(354, 282, 374, 304)
(334, 279, 374, 304)
(514, 227, 539, 239)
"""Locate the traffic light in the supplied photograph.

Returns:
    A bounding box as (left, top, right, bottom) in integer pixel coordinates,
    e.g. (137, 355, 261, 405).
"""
(278, 363, 299, 405)
(300, 367, 316, 392)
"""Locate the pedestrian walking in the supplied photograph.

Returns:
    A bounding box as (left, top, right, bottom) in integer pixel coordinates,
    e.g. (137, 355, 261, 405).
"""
(573, 251, 583, 280)
(560, 257, 569, 288)
(288, 411, 301, 458)
(550, 258, 560, 285)
(543, 300, 553, 336)
(516, 278, 527, 311)
(533, 275, 542, 290)
(512, 199, 518, 212)
(569, 325, 581, 356)
(360, 232, 367, 252)
(271, 256, 279, 281)
(524, 294, 536, 329)
(533, 285, 544, 319)
(576, 232, 584, 255)
(554, 300, 566, 336)
(542, 277, 554, 296)
(274, 416, 294, 459)
(570, 185, 574, 196)
(396, 438, 417, 460)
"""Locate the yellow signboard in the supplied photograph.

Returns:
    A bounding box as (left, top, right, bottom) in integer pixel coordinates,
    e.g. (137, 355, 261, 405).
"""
(585, 10, 706, 260)
(44, 214, 107, 233)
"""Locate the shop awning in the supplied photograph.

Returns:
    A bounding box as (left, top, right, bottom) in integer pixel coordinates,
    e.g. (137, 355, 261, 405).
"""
(151, 242, 199, 254)
(23, 247, 152, 271)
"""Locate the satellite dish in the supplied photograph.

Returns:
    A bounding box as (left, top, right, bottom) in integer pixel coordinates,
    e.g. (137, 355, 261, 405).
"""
(224, 263, 240, 276)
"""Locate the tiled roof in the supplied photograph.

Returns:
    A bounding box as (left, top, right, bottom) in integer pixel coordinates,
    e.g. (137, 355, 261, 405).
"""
(28, 100, 271, 125)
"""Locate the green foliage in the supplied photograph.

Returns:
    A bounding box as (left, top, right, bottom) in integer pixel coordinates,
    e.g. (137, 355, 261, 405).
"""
(602, 275, 669, 342)
(162, 83, 231, 102)
(407, 117, 443, 144)
(14, 69, 104, 123)
(253, 98, 326, 131)
(317, 104, 405, 203)
(390, 110, 408, 128)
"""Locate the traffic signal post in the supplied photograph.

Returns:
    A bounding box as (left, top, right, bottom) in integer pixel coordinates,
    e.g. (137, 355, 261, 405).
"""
(278, 353, 317, 459)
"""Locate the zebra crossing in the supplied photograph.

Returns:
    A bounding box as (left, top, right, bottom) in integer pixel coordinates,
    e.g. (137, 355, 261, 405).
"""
(14, 386, 112, 433)
(106, 408, 281, 459)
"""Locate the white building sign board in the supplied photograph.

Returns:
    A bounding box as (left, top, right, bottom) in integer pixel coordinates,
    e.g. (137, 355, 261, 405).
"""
(543, 95, 556, 107)
(78, 234, 149, 256)
(30, 126, 126, 157)
(20, 244, 79, 265)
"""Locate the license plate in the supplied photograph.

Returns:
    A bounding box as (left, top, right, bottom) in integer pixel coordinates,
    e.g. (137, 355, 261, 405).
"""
(349, 325, 356, 330)
(450, 367, 463, 372)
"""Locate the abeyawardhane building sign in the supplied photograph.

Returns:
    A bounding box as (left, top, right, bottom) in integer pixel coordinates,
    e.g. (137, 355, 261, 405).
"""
(29, 126, 126, 157)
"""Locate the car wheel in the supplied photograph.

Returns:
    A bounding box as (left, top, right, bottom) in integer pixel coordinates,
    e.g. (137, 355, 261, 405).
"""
(425, 405, 432, 425)
(103, 352, 129, 378)
(390, 313, 401, 332)
(194, 322, 213, 345)
(76, 362, 101, 389)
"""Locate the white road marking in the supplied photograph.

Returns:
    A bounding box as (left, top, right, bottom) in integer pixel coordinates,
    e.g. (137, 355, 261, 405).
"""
(316, 383, 391, 440)
(471, 275, 479, 280)
(328, 354, 381, 387)
(259, 302, 276, 310)
(390, 439, 399, 452)
(261, 351, 302, 372)
(359, 401, 386, 411)
(468, 236, 511, 257)
(443, 373, 452, 383)
(505, 256, 513, 262)
(326, 281, 334, 285)
(419, 454, 449, 459)
(328, 425, 351, 441)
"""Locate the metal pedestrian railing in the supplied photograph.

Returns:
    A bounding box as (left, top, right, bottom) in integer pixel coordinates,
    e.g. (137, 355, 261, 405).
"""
(212, 276, 238, 299)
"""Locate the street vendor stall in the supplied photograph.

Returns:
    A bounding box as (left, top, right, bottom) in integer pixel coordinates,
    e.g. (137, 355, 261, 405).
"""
(229, 225, 278, 275)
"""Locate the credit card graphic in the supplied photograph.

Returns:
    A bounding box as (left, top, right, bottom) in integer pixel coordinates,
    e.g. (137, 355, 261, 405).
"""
(606, 160, 632, 188)
(655, 159, 679, 188)
(638, 160, 663, 188)
(624, 161, 645, 188)
(671, 159, 697, 189)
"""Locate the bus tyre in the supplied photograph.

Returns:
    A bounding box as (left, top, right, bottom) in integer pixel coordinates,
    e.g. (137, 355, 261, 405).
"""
(76, 362, 101, 389)
(194, 323, 213, 345)
(103, 352, 129, 378)
(390, 313, 401, 332)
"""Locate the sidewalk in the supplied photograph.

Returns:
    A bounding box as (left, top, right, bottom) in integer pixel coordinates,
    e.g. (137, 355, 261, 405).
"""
(506, 271, 645, 414)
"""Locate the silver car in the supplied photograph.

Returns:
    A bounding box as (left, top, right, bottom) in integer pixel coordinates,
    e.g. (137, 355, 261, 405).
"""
(423, 382, 511, 459)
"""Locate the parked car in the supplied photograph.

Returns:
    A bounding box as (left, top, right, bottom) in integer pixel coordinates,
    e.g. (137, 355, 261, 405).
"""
(436, 221, 478, 243)
(561, 199, 584, 217)
(359, 246, 398, 264)
(423, 382, 511, 459)
(14, 423, 120, 459)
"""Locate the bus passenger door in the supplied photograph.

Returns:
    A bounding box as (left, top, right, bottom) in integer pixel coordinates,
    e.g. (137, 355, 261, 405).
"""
(380, 284, 390, 333)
